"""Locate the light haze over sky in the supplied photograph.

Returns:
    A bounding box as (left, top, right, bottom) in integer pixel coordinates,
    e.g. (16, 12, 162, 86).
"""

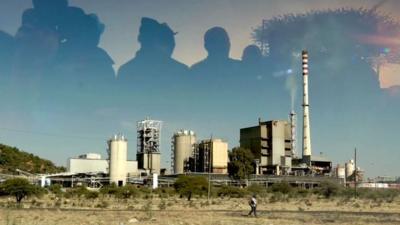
(0, 0, 399, 178)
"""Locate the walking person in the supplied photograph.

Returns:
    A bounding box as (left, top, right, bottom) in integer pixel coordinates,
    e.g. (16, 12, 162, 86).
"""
(248, 194, 257, 217)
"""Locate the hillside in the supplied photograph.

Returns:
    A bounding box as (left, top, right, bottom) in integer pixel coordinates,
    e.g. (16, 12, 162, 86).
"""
(0, 144, 65, 174)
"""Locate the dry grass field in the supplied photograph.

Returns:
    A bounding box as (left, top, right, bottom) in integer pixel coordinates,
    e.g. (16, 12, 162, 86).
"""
(1, 196, 400, 225)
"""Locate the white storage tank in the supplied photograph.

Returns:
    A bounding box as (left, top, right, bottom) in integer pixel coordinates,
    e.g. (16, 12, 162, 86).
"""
(108, 134, 128, 186)
(173, 130, 196, 174)
(345, 159, 355, 179)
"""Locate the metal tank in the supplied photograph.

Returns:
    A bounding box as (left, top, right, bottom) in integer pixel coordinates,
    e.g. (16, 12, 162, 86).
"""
(172, 130, 196, 174)
(345, 159, 355, 179)
(107, 134, 128, 186)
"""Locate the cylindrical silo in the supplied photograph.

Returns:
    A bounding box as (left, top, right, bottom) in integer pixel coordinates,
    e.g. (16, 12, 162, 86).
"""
(345, 159, 355, 179)
(173, 130, 196, 174)
(108, 134, 127, 186)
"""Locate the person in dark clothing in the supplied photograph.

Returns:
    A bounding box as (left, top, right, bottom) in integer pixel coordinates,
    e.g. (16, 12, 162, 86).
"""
(248, 194, 257, 217)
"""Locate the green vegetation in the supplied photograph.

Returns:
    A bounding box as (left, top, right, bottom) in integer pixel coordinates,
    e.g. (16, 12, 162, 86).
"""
(316, 181, 341, 198)
(0, 178, 44, 203)
(0, 144, 65, 174)
(228, 147, 255, 179)
(174, 175, 208, 200)
(271, 181, 292, 194)
(216, 185, 246, 198)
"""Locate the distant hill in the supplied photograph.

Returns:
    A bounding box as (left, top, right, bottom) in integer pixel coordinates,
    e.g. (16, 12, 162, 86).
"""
(0, 144, 65, 174)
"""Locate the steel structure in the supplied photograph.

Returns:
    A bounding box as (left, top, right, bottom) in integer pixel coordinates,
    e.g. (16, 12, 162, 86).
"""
(137, 118, 162, 174)
(137, 119, 162, 154)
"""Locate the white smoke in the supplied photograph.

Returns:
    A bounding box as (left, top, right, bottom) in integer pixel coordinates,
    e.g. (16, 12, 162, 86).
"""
(285, 72, 297, 111)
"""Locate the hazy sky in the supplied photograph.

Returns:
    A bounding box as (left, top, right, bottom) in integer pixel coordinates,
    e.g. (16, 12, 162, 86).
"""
(0, 0, 399, 178)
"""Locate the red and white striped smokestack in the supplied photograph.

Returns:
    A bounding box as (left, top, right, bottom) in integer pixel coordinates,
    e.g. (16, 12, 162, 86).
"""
(302, 50, 312, 160)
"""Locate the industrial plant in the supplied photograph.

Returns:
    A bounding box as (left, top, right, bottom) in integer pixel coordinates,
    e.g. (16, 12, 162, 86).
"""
(3, 50, 388, 190)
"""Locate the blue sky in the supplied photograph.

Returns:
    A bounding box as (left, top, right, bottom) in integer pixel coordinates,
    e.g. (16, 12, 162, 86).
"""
(0, 0, 399, 178)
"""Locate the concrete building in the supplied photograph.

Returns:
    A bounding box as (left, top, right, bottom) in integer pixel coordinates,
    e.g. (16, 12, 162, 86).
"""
(67, 156, 138, 177)
(67, 153, 108, 174)
(240, 119, 293, 175)
(190, 139, 228, 174)
(137, 118, 162, 174)
(171, 130, 196, 174)
(107, 134, 128, 186)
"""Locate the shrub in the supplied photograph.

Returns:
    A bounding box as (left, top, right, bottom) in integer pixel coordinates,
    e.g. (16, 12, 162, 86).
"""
(116, 185, 139, 199)
(154, 187, 176, 198)
(316, 181, 341, 198)
(174, 175, 208, 200)
(216, 185, 247, 198)
(270, 181, 292, 194)
(247, 183, 267, 197)
(48, 184, 63, 196)
(159, 198, 167, 210)
(100, 184, 119, 196)
(66, 186, 89, 198)
(85, 191, 99, 199)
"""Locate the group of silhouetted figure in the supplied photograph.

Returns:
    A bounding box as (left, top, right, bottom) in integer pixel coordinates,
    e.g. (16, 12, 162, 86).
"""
(0, 0, 399, 119)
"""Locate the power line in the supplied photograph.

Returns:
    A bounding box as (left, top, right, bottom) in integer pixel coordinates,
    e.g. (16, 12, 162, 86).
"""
(0, 127, 104, 141)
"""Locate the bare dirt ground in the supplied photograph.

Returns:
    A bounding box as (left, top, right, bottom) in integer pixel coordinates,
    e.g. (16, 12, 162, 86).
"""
(1, 197, 400, 225)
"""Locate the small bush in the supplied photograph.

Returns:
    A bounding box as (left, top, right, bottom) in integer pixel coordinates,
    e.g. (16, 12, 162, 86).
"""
(247, 184, 267, 197)
(96, 201, 109, 208)
(66, 186, 89, 198)
(85, 191, 99, 199)
(116, 185, 139, 199)
(316, 181, 341, 198)
(174, 176, 208, 200)
(217, 185, 247, 198)
(270, 181, 292, 194)
(100, 184, 119, 196)
(143, 200, 153, 219)
(159, 198, 167, 210)
(48, 184, 63, 196)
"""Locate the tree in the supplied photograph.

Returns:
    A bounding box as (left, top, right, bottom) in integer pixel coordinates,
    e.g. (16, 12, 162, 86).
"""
(174, 175, 208, 200)
(0, 178, 41, 203)
(228, 147, 255, 179)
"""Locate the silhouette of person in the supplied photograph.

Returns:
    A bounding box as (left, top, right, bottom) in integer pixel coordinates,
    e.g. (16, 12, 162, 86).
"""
(118, 17, 189, 87)
(0, 31, 15, 79)
(12, 0, 68, 79)
(190, 26, 240, 83)
(54, 9, 115, 84)
(241, 44, 264, 82)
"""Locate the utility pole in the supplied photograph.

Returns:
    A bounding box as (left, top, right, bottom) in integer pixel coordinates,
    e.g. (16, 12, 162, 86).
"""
(354, 148, 357, 199)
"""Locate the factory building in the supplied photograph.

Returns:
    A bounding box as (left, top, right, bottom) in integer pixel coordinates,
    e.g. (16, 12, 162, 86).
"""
(67, 156, 138, 177)
(189, 138, 228, 174)
(67, 134, 138, 186)
(171, 130, 196, 174)
(67, 153, 108, 174)
(137, 118, 162, 175)
(240, 119, 293, 175)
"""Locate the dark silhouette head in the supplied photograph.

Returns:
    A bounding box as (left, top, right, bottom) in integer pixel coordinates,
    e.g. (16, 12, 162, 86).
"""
(31, 0, 69, 27)
(138, 17, 176, 57)
(59, 9, 104, 48)
(204, 27, 230, 59)
(242, 45, 262, 63)
(32, 0, 68, 13)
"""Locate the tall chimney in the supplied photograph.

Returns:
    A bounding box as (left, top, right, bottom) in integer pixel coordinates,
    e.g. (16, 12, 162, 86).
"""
(302, 50, 312, 163)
